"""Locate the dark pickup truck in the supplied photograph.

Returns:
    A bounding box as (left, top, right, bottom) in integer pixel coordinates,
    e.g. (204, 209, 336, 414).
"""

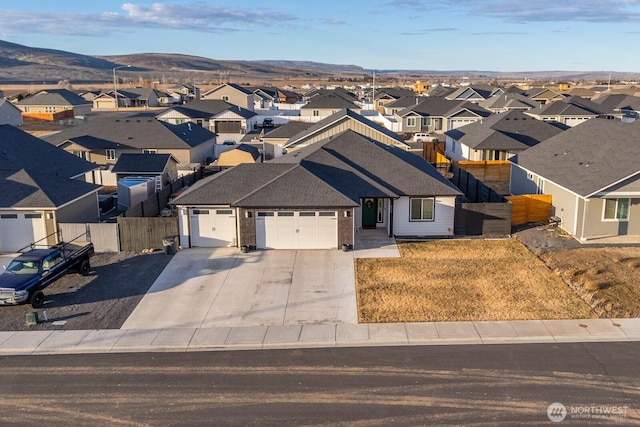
(0, 240, 94, 308)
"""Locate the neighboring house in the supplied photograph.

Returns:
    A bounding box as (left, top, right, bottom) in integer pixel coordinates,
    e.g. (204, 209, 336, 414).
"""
(0, 125, 101, 252)
(382, 96, 424, 116)
(167, 83, 200, 104)
(78, 90, 101, 103)
(92, 88, 167, 109)
(525, 88, 566, 106)
(0, 98, 23, 126)
(156, 99, 257, 134)
(261, 121, 314, 160)
(216, 144, 262, 169)
(395, 98, 492, 133)
(524, 96, 610, 127)
(283, 108, 410, 153)
(45, 116, 217, 167)
(479, 93, 537, 113)
(303, 87, 358, 103)
(171, 129, 461, 249)
(371, 88, 416, 112)
(111, 153, 179, 185)
(568, 88, 597, 99)
(593, 94, 640, 122)
(15, 89, 92, 122)
(201, 83, 255, 111)
(445, 85, 503, 103)
(423, 86, 457, 98)
(445, 110, 566, 161)
(510, 118, 640, 242)
(299, 93, 360, 121)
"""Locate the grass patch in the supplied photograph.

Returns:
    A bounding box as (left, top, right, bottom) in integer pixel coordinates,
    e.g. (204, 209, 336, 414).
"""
(355, 239, 594, 322)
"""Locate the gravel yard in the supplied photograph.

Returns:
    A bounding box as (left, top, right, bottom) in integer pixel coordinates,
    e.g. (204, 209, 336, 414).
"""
(0, 251, 173, 331)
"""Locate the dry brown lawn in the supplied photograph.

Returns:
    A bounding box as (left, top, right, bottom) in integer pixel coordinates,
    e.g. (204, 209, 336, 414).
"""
(541, 247, 640, 318)
(355, 239, 595, 323)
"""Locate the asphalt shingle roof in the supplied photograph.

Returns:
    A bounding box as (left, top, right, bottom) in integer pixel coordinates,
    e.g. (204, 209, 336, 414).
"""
(445, 110, 566, 150)
(111, 153, 175, 173)
(515, 118, 640, 197)
(16, 89, 91, 106)
(44, 117, 215, 149)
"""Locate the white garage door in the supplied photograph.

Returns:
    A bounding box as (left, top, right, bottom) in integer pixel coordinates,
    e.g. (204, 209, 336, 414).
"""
(0, 211, 47, 253)
(449, 119, 475, 129)
(563, 117, 585, 127)
(256, 211, 337, 249)
(190, 208, 237, 247)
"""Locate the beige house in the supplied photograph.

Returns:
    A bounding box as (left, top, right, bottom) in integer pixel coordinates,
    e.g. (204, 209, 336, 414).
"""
(201, 83, 255, 111)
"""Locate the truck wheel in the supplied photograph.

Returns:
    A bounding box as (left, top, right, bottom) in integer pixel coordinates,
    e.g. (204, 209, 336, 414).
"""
(79, 259, 91, 276)
(30, 291, 44, 308)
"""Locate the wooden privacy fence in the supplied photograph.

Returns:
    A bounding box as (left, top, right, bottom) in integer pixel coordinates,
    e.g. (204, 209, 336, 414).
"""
(117, 217, 179, 251)
(454, 202, 512, 236)
(58, 223, 120, 253)
(450, 163, 506, 203)
(456, 160, 511, 182)
(505, 195, 553, 226)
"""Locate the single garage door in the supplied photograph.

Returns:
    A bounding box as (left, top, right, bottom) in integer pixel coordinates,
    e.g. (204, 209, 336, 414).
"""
(215, 121, 242, 133)
(563, 117, 585, 127)
(0, 211, 47, 253)
(190, 208, 237, 247)
(256, 211, 337, 249)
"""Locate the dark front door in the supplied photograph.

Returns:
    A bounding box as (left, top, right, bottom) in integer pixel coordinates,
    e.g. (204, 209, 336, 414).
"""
(362, 198, 377, 229)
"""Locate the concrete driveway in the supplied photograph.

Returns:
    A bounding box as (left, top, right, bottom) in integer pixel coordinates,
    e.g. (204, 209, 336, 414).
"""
(121, 248, 357, 329)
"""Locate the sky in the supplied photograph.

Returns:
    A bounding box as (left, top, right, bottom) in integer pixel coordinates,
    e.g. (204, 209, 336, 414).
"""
(1, 0, 640, 72)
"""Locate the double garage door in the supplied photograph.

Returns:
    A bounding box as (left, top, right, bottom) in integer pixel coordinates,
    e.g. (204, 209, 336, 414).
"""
(0, 211, 47, 253)
(256, 211, 337, 249)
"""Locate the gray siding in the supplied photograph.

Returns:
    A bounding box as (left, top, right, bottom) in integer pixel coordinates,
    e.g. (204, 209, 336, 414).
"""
(602, 174, 640, 193)
(57, 192, 100, 223)
(582, 198, 640, 239)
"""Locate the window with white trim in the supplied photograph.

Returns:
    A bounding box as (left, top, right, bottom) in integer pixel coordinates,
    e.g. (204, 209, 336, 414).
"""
(604, 198, 629, 220)
(143, 149, 157, 154)
(410, 198, 435, 221)
(106, 149, 116, 160)
(407, 117, 416, 127)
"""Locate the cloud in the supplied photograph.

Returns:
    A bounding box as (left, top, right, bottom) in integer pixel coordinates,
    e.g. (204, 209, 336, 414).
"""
(322, 18, 347, 25)
(0, 3, 296, 37)
(440, 0, 640, 23)
(471, 31, 528, 35)
(401, 27, 459, 35)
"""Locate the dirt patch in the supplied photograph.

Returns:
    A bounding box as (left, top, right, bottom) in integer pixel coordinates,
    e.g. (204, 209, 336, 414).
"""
(355, 239, 594, 323)
(0, 251, 173, 331)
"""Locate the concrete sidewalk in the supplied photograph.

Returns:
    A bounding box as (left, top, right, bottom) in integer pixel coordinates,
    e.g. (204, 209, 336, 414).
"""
(1, 318, 638, 355)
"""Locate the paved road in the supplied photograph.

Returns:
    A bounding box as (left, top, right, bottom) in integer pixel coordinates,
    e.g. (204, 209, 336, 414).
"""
(1, 343, 638, 425)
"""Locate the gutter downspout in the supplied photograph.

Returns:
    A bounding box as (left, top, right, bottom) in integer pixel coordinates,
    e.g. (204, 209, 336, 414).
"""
(389, 199, 394, 238)
(580, 199, 589, 241)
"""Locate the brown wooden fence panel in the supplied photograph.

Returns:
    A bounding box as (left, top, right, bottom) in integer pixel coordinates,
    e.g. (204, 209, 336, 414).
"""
(117, 217, 179, 251)
(505, 195, 553, 225)
(457, 160, 511, 182)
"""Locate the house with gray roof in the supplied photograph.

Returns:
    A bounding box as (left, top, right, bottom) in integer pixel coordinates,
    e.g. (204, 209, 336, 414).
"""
(395, 98, 492, 133)
(524, 96, 610, 127)
(593, 94, 640, 122)
(0, 125, 101, 252)
(201, 83, 255, 111)
(45, 116, 216, 168)
(156, 99, 257, 134)
(15, 89, 92, 122)
(445, 110, 566, 161)
(260, 121, 314, 159)
(445, 85, 503, 103)
(479, 93, 537, 114)
(510, 118, 640, 242)
(171, 129, 461, 249)
(92, 88, 168, 109)
(300, 93, 360, 121)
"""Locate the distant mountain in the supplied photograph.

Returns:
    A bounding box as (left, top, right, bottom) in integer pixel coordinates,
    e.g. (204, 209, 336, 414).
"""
(0, 40, 365, 84)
